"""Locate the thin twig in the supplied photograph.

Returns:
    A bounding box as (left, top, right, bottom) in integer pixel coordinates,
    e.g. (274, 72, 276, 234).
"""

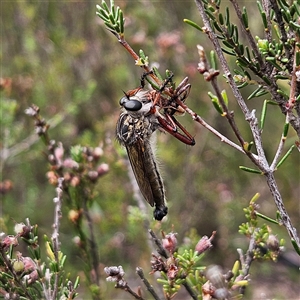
(270, 131, 286, 171)
(118, 36, 161, 86)
(176, 98, 247, 154)
(148, 229, 168, 258)
(261, 0, 273, 43)
(121, 283, 145, 300)
(136, 267, 162, 300)
(229, 0, 264, 67)
(238, 233, 256, 295)
(51, 177, 64, 300)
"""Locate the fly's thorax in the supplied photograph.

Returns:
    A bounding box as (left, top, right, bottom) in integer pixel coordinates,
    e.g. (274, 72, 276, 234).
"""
(116, 113, 159, 146)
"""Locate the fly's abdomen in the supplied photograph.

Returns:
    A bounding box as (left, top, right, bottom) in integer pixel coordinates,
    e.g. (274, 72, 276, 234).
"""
(141, 139, 168, 220)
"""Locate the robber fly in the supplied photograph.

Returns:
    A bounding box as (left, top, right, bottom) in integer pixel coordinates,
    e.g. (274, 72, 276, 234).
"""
(116, 75, 195, 220)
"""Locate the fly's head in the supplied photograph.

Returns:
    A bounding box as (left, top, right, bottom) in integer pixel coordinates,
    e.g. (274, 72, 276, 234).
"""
(117, 89, 159, 146)
(119, 89, 153, 118)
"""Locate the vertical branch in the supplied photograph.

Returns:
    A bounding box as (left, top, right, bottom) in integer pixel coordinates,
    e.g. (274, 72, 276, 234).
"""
(265, 172, 300, 247)
(51, 177, 64, 300)
(237, 233, 256, 295)
(229, 0, 264, 66)
(193, 0, 300, 250)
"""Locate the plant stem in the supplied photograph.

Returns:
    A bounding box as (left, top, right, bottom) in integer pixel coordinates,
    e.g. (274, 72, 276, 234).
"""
(136, 267, 162, 300)
(194, 0, 300, 250)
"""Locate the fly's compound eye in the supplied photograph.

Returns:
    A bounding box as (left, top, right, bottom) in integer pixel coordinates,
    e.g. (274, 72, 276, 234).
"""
(119, 96, 129, 106)
(122, 99, 143, 111)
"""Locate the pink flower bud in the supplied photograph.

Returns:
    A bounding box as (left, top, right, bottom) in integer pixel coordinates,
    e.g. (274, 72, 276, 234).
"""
(70, 176, 80, 187)
(267, 234, 280, 252)
(88, 171, 99, 182)
(162, 233, 177, 254)
(97, 163, 109, 176)
(46, 171, 58, 185)
(195, 231, 215, 255)
(63, 158, 79, 169)
(93, 147, 103, 159)
(1, 235, 18, 250)
(24, 270, 39, 284)
(23, 256, 36, 272)
(54, 143, 64, 163)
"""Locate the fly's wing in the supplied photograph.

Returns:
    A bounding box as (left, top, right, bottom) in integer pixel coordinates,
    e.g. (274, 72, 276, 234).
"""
(116, 111, 167, 220)
(125, 139, 155, 207)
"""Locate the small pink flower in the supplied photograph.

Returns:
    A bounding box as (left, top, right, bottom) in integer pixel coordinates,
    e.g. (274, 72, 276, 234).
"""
(162, 233, 177, 254)
(195, 231, 216, 255)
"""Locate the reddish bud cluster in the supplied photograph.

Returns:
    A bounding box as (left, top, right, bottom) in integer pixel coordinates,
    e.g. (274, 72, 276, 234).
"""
(0, 180, 13, 195)
(150, 254, 167, 274)
(162, 232, 177, 254)
(46, 142, 109, 188)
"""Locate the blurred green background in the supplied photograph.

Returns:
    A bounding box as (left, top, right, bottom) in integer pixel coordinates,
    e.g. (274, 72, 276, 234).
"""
(1, 1, 299, 299)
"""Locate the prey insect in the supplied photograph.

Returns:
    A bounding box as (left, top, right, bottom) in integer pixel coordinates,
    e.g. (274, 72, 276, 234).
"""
(116, 74, 195, 220)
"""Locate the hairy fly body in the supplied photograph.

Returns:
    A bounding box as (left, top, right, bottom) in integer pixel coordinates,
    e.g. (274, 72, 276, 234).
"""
(116, 89, 168, 221)
(116, 75, 195, 220)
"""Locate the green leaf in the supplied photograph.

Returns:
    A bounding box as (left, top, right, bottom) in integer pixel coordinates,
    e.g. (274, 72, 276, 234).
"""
(210, 50, 217, 70)
(256, 212, 279, 224)
(108, 13, 117, 25)
(183, 19, 203, 32)
(221, 47, 235, 56)
(283, 122, 289, 138)
(223, 39, 235, 49)
(104, 21, 116, 32)
(236, 57, 249, 68)
(74, 276, 80, 289)
(277, 89, 289, 99)
(248, 85, 267, 100)
(291, 239, 300, 256)
(233, 25, 239, 44)
(205, 8, 216, 21)
(225, 6, 230, 26)
(239, 166, 263, 174)
(115, 5, 120, 20)
(119, 10, 124, 33)
(219, 12, 224, 25)
(257, 1, 268, 29)
(101, 0, 110, 13)
(262, 75, 271, 85)
(221, 90, 228, 106)
(213, 20, 223, 33)
(242, 6, 249, 29)
(276, 145, 295, 169)
(260, 100, 267, 129)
